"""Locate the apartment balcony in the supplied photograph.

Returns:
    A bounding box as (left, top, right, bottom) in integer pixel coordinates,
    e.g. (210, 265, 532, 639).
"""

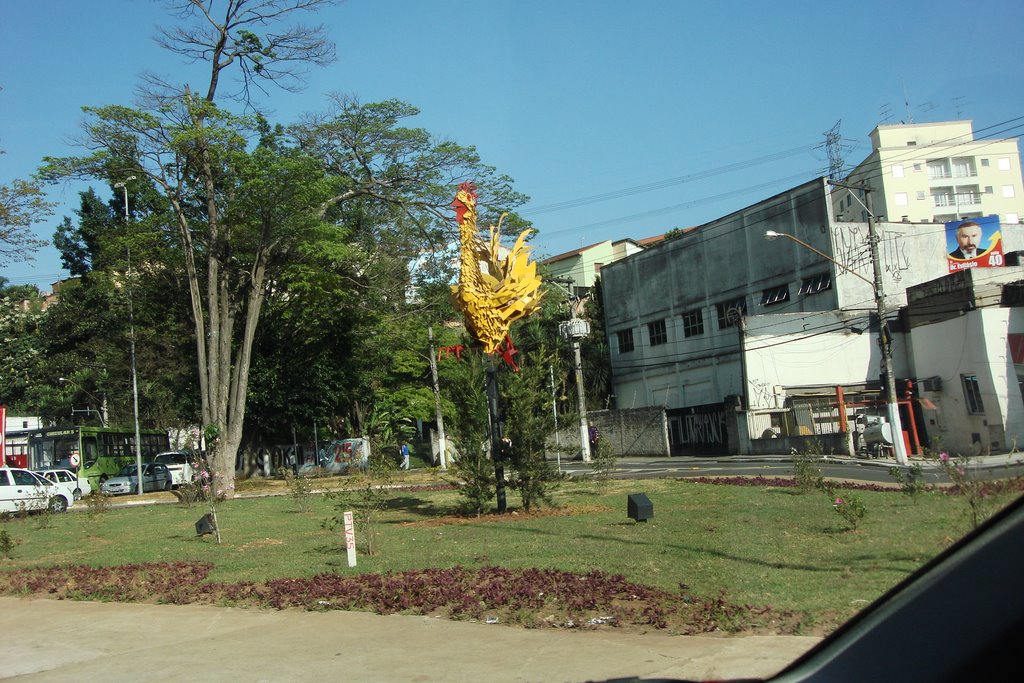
(932, 192, 982, 209)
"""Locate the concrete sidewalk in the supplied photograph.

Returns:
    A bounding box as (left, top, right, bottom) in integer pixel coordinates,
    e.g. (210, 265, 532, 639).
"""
(0, 597, 820, 682)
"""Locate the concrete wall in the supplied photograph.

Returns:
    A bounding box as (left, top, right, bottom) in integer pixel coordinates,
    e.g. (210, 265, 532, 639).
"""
(547, 407, 670, 458)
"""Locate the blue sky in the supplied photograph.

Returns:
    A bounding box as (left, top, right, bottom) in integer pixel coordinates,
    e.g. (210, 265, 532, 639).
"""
(2, 0, 1023, 289)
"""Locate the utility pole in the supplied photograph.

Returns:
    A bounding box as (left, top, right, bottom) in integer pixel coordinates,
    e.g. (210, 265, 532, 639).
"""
(828, 179, 909, 466)
(549, 278, 592, 462)
(560, 301, 591, 462)
(115, 176, 145, 494)
(550, 364, 560, 471)
(428, 327, 448, 470)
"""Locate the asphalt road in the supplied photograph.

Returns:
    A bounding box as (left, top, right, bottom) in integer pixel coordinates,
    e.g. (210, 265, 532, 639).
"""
(557, 452, 1024, 485)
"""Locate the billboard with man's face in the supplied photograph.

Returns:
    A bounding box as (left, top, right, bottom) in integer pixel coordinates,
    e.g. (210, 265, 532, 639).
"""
(946, 215, 1003, 273)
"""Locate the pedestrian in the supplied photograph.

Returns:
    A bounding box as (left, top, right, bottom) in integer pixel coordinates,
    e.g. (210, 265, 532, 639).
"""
(400, 441, 410, 470)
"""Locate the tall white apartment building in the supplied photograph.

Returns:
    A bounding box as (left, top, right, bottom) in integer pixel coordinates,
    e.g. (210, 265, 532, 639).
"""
(832, 120, 1022, 226)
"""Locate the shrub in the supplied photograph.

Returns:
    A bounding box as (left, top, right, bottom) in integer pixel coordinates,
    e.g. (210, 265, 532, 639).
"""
(817, 479, 867, 531)
(323, 452, 395, 556)
(281, 469, 315, 513)
(791, 448, 824, 494)
(0, 529, 14, 559)
(447, 449, 495, 516)
(86, 491, 113, 516)
(830, 494, 867, 530)
(589, 437, 618, 485)
(889, 463, 926, 499)
(937, 452, 999, 529)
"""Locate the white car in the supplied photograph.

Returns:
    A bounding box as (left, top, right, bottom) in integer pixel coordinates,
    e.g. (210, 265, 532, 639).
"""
(152, 451, 197, 488)
(36, 468, 92, 501)
(0, 468, 74, 514)
(100, 463, 173, 496)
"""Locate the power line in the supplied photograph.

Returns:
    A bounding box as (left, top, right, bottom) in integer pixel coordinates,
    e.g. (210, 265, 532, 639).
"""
(522, 142, 821, 216)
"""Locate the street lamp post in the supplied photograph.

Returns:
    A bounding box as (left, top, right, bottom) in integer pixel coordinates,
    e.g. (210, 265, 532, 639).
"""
(550, 278, 592, 462)
(59, 377, 108, 427)
(764, 217, 909, 466)
(114, 176, 145, 494)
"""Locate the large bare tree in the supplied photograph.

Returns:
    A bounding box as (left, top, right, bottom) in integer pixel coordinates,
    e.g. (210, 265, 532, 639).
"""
(43, 0, 338, 496)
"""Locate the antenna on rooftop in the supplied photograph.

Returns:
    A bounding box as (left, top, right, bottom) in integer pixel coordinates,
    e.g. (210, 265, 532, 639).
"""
(952, 96, 967, 119)
(879, 103, 893, 124)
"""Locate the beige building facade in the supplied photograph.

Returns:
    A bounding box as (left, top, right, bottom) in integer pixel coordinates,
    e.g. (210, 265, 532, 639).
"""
(833, 120, 1022, 226)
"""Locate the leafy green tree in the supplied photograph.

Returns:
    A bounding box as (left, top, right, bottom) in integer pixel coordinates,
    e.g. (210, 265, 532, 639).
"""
(0, 289, 45, 411)
(26, 183, 198, 430)
(39, 1, 527, 497)
(500, 348, 563, 511)
(0, 154, 50, 265)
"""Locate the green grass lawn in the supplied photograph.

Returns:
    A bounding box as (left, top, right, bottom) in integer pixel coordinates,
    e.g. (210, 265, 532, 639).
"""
(1, 475, 1015, 631)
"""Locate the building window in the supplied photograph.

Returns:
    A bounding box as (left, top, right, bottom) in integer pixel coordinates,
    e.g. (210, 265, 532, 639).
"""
(998, 158, 1012, 171)
(681, 309, 704, 337)
(616, 329, 634, 354)
(799, 272, 832, 295)
(981, 158, 990, 167)
(1007, 213, 1020, 224)
(985, 186, 994, 194)
(962, 375, 985, 414)
(716, 298, 746, 329)
(594, 262, 604, 273)
(647, 319, 667, 346)
(760, 284, 790, 306)
(1003, 185, 1016, 198)
(927, 160, 950, 179)
(952, 157, 976, 177)
(916, 191, 926, 200)
(891, 164, 904, 178)
(894, 192, 909, 206)
(913, 163, 922, 172)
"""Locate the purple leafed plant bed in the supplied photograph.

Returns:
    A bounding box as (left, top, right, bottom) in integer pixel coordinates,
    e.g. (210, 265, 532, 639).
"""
(682, 474, 1024, 496)
(0, 561, 809, 634)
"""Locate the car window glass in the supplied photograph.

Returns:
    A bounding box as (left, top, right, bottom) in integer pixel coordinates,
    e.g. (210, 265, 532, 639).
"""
(0, 471, 9, 486)
(12, 470, 39, 485)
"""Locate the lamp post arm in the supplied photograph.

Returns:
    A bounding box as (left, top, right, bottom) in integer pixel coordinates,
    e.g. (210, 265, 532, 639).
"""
(773, 232, 875, 288)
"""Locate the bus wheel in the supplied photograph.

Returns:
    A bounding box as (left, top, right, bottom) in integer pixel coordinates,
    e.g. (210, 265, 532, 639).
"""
(49, 496, 68, 513)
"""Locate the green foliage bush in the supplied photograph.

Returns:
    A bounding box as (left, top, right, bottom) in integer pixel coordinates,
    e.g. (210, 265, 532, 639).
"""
(448, 450, 496, 516)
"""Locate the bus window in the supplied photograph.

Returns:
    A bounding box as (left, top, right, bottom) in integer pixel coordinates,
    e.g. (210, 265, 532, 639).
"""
(82, 436, 98, 467)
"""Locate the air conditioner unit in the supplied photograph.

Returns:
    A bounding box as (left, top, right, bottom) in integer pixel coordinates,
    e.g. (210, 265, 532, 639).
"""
(922, 377, 942, 392)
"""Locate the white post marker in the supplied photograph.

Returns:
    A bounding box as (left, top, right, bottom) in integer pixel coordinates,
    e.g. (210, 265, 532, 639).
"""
(343, 511, 357, 567)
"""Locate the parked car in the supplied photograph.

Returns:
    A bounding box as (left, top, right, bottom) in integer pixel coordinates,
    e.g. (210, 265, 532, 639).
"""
(100, 463, 173, 495)
(0, 468, 74, 513)
(36, 468, 92, 500)
(152, 450, 198, 488)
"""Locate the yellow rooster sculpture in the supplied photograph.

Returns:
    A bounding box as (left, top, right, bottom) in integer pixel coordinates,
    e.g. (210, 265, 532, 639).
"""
(450, 182, 543, 361)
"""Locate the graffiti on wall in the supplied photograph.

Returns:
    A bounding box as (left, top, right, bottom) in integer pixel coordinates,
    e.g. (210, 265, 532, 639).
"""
(668, 404, 729, 454)
(831, 225, 911, 283)
(748, 378, 774, 408)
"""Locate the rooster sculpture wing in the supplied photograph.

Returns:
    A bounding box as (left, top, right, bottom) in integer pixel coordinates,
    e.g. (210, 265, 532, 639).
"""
(450, 182, 543, 356)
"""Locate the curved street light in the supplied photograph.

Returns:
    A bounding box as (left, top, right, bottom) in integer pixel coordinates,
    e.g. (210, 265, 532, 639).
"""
(58, 377, 108, 427)
(764, 220, 909, 466)
(113, 176, 145, 494)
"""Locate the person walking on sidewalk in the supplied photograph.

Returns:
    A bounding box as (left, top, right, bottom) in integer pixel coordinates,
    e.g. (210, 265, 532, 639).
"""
(400, 442, 410, 470)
